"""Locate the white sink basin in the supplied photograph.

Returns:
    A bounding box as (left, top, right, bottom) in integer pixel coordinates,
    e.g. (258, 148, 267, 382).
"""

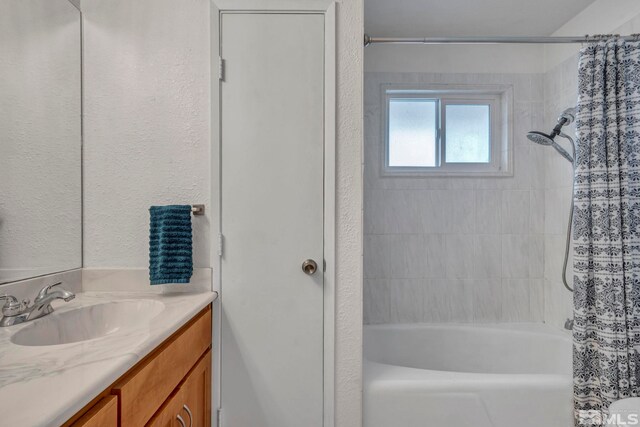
(10, 300, 165, 346)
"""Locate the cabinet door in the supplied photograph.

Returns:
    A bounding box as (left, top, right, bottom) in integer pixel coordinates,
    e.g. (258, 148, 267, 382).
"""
(72, 396, 117, 427)
(181, 351, 211, 426)
(148, 351, 211, 427)
(147, 388, 186, 427)
(114, 307, 211, 427)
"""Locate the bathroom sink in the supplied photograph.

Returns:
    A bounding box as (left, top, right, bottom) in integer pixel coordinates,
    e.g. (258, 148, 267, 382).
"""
(10, 300, 165, 346)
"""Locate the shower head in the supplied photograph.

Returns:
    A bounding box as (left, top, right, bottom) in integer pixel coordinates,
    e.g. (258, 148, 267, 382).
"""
(527, 130, 575, 163)
(527, 131, 555, 146)
(527, 107, 576, 163)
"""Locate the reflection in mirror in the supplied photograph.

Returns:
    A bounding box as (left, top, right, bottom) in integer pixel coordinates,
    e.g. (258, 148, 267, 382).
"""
(0, 0, 82, 284)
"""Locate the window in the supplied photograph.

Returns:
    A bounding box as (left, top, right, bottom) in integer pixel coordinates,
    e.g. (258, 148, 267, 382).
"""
(383, 85, 512, 176)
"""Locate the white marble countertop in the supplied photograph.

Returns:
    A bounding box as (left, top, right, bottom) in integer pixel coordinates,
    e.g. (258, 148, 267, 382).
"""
(0, 290, 216, 427)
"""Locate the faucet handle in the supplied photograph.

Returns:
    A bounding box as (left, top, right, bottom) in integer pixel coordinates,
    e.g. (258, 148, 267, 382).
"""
(0, 294, 24, 316)
(36, 282, 62, 301)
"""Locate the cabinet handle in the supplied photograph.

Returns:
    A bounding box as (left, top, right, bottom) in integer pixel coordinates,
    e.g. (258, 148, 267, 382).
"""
(176, 414, 186, 427)
(183, 404, 193, 427)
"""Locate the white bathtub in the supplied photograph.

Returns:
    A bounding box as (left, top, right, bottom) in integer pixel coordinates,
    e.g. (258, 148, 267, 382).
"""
(364, 323, 573, 427)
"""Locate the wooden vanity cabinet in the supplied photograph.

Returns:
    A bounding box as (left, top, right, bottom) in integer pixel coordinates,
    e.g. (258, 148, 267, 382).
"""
(148, 351, 212, 427)
(66, 305, 212, 427)
(180, 351, 212, 426)
(71, 396, 118, 427)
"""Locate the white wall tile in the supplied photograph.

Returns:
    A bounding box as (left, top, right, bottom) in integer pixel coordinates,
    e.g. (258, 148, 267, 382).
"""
(510, 144, 533, 190)
(389, 279, 424, 323)
(544, 279, 574, 329)
(544, 234, 568, 282)
(501, 279, 530, 321)
(545, 154, 574, 190)
(530, 190, 545, 234)
(360, 61, 579, 328)
(419, 191, 449, 233)
(529, 142, 547, 189)
(561, 56, 579, 98)
(476, 190, 502, 234)
(364, 234, 428, 279)
(502, 234, 530, 278)
(472, 279, 502, 322)
(364, 279, 389, 324)
(529, 279, 544, 322)
(542, 54, 579, 330)
(445, 190, 476, 234)
(364, 189, 423, 235)
(544, 188, 570, 235)
(530, 75, 545, 103)
(423, 234, 447, 279)
(364, 71, 550, 324)
(425, 279, 473, 322)
(501, 190, 530, 234)
(529, 235, 545, 279)
(512, 75, 533, 101)
(445, 234, 475, 279)
(473, 235, 502, 279)
(514, 102, 533, 145)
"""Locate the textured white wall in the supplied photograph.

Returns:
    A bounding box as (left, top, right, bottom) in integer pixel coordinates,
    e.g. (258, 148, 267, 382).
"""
(364, 71, 547, 324)
(335, 0, 364, 425)
(83, 1, 363, 423)
(82, 0, 211, 268)
(0, 0, 82, 284)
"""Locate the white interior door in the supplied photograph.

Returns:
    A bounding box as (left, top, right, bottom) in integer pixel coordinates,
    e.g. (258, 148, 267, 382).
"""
(220, 12, 325, 427)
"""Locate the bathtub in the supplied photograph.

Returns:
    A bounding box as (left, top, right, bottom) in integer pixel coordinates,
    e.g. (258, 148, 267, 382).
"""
(364, 323, 573, 427)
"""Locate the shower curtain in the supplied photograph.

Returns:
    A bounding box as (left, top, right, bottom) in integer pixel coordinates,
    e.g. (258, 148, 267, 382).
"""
(573, 38, 640, 422)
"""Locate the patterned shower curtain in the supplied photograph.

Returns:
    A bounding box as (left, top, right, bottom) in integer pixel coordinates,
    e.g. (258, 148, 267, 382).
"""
(573, 38, 640, 424)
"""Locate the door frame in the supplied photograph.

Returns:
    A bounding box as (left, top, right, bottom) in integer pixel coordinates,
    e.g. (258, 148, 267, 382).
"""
(210, 1, 336, 426)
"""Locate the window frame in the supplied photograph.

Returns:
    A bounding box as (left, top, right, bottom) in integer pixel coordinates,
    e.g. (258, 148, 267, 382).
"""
(382, 84, 513, 177)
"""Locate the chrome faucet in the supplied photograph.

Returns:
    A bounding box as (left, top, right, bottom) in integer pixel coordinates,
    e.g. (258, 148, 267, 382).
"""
(0, 282, 75, 327)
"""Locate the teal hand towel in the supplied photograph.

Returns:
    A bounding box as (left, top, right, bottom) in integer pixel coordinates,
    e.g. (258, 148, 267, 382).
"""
(149, 205, 193, 285)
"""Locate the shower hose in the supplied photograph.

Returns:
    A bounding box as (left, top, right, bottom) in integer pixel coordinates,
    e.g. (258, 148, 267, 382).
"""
(560, 132, 575, 293)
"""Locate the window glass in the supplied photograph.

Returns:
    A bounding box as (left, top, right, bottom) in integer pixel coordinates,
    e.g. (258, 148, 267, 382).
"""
(388, 99, 437, 167)
(444, 104, 490, 163)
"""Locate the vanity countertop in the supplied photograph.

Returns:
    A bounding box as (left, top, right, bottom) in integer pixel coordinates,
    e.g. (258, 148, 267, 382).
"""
(0, 290, 216, 427)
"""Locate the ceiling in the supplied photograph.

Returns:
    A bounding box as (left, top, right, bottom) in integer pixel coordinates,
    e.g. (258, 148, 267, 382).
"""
(364, 0, 597, 38)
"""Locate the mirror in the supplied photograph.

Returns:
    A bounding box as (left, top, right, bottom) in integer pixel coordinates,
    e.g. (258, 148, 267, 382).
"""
(0, 0, 82, 284)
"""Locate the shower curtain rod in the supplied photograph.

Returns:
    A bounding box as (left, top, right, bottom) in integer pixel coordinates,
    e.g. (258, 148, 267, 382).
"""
(364, 34, 640, 46)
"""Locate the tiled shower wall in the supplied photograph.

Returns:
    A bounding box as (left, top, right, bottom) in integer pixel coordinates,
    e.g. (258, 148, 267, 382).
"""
(364, 72, 547, 324)
(543, 55, 579, 329)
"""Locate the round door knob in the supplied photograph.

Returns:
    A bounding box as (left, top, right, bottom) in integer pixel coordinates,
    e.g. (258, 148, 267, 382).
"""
(302, 259, 318, 275)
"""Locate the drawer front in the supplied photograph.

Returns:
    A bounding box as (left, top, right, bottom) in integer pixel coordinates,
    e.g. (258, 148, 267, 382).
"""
(113, 306, 212, 427)
(72, 395, 118, 427)
(148, 351, 211, 427)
